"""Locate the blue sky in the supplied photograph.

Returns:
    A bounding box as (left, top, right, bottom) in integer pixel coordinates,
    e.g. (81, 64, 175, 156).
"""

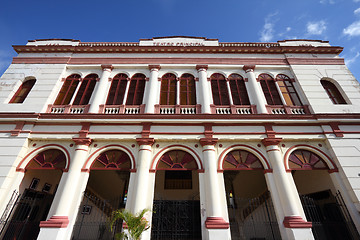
(1, 0, 360, 81)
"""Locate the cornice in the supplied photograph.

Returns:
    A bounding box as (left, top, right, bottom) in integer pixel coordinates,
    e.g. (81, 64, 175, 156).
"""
(12, 44, 343, 55)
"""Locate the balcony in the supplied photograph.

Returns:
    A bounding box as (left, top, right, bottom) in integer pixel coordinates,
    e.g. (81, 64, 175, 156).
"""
(47, 105, 90, 114)
(100, 105, 145, 114)
(266, 105, 310, 115)
(155, 105, 201, 114)
(211, 105, 256, 114)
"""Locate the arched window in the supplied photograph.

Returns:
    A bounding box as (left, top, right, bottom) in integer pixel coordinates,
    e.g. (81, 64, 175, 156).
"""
(228, 74, 250, 105)
(73, 74, 98, 105)
(106, 73, 128, 105)
(54, 74, 81, 105)
(276, 74, 302, 106)
(9, 78, 36, 103)
(320, 79, 347, 104)
(126, 73, 146, 105)
(157, 150, 198, 170)
(288, 149, 328, 170)
(160, 73, 177, 105)
(223, 149, 263, 170)
(180, 73, 196, 105)
(259, 74, 282, 105)
(26, 149, 66, 170)
(211, 73, 230, 105)
(91, 150, 131, 170)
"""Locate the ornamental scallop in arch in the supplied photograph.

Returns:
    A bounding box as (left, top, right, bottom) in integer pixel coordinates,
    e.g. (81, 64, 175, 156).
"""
(223, 149, 264, 170)
(90, 149, 131, 170)
(25, 149, 67, 170)
(157, 150, 198, 170)
(288, 149, 328, 170)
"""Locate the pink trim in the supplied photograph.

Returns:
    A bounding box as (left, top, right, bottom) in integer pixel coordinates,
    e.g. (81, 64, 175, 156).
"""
(218, 144, 271, 170)
(328, 169, 339, 173)
(10, 122, 25, 136)
(283, 144, 337, 171)
(266, 149, 280, 152)
(17, 144, 71, 172)
(39, 216, 69, 228)
(200, 138, 218, 146)
(83, 144, 136, 170)
(101, 64, 113, 70)
(148, 65, 161, 70)
(136, 137, 155, 146)
(205, 217, 229, 229)
(243, 65, 255, 72)
(261, 138, 282, 147)
(122, 222, 128, 229)
(283, 216, 312, 228)
(151, 145, 203, 170)
(196, 65, 208, 70)
(263, 169, 273, 173)
(329, 122, 344, 137)
(72, 137, 92, 146)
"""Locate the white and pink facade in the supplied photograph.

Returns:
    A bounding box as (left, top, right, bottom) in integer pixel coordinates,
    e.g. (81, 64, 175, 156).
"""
(0, 36, 359, 240)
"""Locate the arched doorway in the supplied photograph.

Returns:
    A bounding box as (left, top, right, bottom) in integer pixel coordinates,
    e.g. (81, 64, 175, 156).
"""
(0, 149, 66, 240)
(289, 149, 360, 240)
(151, 150, 202, 240)
(222, 148, 281, 240)
(71, 149, 131, 240)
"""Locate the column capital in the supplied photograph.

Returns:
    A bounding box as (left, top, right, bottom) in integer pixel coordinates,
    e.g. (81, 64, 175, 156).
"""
(261, 137, 282, 147)
(243, 65, 256, 73)
(196, 65, 208, 71)
(101, 64, 113, 71)
(200, 137, 218, 146)
(283, 216, 312, 228)
(205, 217, 229, 229)
(148, 65, 161, 71)
(136, 137, 155, 146)
(72, 137, 92, 146)
(39, 216, 69, 228)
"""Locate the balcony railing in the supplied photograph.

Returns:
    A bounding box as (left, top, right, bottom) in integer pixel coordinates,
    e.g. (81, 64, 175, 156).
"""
(266, 105, 310, 115)
(155, 105, 201, 114)
(211, 105, 256, 114)
(100, 105, 145, 114)
(47, 105, 89, 114)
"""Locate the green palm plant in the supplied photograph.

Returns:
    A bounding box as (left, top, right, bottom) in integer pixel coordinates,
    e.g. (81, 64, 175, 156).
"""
(110, 208, 150, 240)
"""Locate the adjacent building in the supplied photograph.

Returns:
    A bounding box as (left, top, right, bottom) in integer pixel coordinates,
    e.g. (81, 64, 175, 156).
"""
(0, 36, 359, 240)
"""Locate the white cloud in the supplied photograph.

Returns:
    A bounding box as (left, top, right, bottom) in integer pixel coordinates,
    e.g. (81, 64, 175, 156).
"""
(354, 8, 360, 15)
(260, 12, 278, 42)
(306, 20, 327, 35)
(345, 52, 360, 67)
(286, 27, 291, 32)
(354, 0, 360, 2)
(343, 21, 360, 37)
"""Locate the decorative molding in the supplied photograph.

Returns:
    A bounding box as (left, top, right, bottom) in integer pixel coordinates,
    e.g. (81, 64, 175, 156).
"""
(101, 64, 113, 70)
(261, 137, 283, 147)
(329, 122, 344, 137)
(196, 65, 208, 70)
(148, 65, 161, 70)
(79, 122, 91, 138)
(264, 124, 276, 138)
(283, 216, 312, 228)
(39, 216, 69, 228)
(141, 122, 151, 138)
(136, 137, 155, 146)
(243, 65, 255, 72)
(10, 121, 25, 136)
(200, 138, 218, 146)
(72, 137, 92, 146)
(205, 217, 230, 229)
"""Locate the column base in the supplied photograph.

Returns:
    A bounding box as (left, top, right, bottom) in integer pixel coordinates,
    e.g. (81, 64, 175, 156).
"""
(39, 216, 69, 228)
(205, 217, 229, 229)
(283, 216, 312, 228)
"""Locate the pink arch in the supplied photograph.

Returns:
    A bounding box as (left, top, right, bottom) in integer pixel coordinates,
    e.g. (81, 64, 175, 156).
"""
(218, 144, 271, 170)
(284, 144, 338, 171)
(82, 144, 136, 171)
(151, 145, 203, 171)
(16, 144, 70, 172)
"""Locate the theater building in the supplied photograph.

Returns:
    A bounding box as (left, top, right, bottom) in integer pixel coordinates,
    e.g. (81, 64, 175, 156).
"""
(0, 36, 360, 240)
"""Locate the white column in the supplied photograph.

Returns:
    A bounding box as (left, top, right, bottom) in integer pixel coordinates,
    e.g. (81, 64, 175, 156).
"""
(131, 138, 154, 214)
(196, 65, 212, 113)
(176, 77, 180, 105)
(122, 78, 131, 105)
(225, 79, 234, 105)
(262, 138, 314, 240)
(243, 65, 268, 114)
(144, 65, 160, 113)
(200, 138, 230, 240)
(37, 138, 92, 240)
(88, 65, 113, 113)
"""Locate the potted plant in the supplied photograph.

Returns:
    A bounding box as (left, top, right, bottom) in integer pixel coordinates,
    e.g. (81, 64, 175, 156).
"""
(110, 209, 150, 240)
